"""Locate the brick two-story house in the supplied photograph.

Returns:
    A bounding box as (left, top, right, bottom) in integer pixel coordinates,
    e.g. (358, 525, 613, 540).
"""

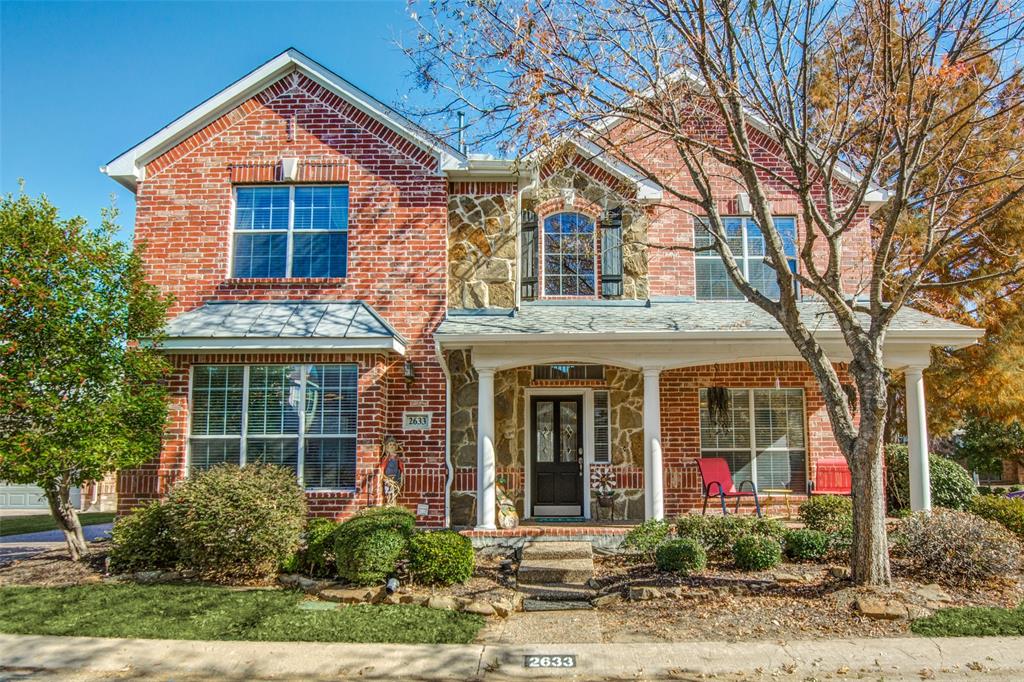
(102, 49, 981, 530)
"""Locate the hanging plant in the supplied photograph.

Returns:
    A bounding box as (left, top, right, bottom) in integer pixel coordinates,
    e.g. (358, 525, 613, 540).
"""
(706, 386, 732, 434)
(841, 383, 858, 416)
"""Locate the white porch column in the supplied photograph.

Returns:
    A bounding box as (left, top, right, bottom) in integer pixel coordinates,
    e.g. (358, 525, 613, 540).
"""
(476, 367, 497, 529)
(643, 368, 665, 520)
(905, 366, 932, 512)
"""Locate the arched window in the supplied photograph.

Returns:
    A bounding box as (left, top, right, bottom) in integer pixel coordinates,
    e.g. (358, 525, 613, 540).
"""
(543, 212, 596, 296)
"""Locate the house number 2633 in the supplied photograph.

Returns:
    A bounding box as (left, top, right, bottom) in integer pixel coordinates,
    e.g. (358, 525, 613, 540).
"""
(524, 655, 576, 668)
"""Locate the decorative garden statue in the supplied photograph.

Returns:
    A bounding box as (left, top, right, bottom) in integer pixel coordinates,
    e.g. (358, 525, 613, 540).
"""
(379, 435, 404, 506)
(495, 476, 519, 529)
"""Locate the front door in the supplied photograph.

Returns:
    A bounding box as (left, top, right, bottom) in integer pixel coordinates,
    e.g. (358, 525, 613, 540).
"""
(531, 396, 584, 517)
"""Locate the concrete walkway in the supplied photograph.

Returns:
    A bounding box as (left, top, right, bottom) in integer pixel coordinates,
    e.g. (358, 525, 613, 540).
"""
(0, 524, 112, 566)
(1, 633, 1021, 680)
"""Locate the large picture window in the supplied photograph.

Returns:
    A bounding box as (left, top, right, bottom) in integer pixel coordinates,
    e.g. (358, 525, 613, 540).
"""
(543, 212, 596, 296)
(694, 217, 797, 300)
(699, 388, 807, 492)
(232, 185, 349, 279)
(189, 364, 358, 490)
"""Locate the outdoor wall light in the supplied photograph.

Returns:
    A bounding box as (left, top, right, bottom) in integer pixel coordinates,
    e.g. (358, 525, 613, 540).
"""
(403, 360, 416, 384)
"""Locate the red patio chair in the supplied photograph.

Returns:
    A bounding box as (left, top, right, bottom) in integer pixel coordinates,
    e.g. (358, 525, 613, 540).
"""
(697, 457, 762, 517)
(809, 457, 853, 496)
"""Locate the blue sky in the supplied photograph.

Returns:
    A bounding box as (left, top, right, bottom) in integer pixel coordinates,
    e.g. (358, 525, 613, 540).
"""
(1, 1, 427, 242)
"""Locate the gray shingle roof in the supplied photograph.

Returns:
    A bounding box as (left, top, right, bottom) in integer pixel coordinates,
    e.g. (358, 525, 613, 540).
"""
(436, 300, 980, 342)
(159, 301, 406, 352)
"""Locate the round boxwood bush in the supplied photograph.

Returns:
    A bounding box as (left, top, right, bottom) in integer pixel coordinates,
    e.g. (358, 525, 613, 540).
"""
(885, 444, 976, 512)
(623, 519, 672, 560)
(109, 501, 177, 573)
(676, 515, 786, 558)
(409, 530, 475, 585)
(167, 464, 306, 582)
(732, 535, 783, 571)
(655, 538, 707, 575)
(334, 506, 417, 585)
(969, 495, 1024, 542)
(891, 509, 1021, 586)
(783, 529, 830, 562)
(283, 517, 341, 576)
(798, 495, 852, 534)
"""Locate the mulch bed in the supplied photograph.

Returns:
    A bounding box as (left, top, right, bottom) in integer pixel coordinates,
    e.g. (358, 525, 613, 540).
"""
(0, 541, 109, 588)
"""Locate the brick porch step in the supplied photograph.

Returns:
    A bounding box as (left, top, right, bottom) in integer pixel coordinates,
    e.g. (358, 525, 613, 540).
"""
(520, 541, 594, 562)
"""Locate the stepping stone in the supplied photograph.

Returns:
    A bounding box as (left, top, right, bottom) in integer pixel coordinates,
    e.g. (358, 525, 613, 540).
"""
(518, 583, 597, 601)
(523, 598, 594, 611)
(517, 558, 594, 584)
(521, 541, 594, 561)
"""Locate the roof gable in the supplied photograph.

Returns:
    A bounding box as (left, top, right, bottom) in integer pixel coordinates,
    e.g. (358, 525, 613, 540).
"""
(101, 48, 466, 191)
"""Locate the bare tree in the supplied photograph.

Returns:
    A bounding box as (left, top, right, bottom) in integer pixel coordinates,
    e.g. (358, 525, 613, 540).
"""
(405, 0, 1024, 584)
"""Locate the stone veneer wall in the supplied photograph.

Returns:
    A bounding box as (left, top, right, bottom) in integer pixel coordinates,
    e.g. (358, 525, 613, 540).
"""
(446, 350, 646, 526)
(448, 188, 518, 309)
(525, 162, 650, 300)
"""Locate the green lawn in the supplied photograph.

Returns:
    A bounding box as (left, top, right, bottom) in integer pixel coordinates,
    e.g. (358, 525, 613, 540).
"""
(0, 512, 116, 537)
(911, 604, 1024, 637)
(0, 584, 483, 644)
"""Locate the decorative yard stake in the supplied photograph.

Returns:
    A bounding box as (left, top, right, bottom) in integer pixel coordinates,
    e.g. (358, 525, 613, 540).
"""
(379, 435, 405, 506)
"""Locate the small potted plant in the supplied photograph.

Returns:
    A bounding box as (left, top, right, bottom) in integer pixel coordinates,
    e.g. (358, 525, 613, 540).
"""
(592, 469, 616, 508)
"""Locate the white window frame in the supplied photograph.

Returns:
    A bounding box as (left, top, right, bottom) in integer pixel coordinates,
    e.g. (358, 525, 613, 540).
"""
(697, 387, 809, 493)
(694, 216, 798, 300)
(187, 363, 358, 491)
(539, 212, 599, 299)
(230, 185, 349, 279)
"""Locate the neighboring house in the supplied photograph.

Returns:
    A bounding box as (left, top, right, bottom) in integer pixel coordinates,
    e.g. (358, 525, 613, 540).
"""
(101, 49, 981, 528)
(0, 476, 116, 513)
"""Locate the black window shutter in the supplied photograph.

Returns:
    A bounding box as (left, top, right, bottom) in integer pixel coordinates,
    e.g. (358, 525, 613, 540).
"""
(521, 210, 539, 300)
(601, 207, 624, 297)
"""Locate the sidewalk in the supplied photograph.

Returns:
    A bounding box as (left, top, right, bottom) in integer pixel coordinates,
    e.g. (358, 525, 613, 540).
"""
(1, 632, 1021, 680)
(0, 523, 112, 566)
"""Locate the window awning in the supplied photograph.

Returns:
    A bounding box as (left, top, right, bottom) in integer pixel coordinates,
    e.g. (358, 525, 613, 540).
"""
(156, 301, 406, 354)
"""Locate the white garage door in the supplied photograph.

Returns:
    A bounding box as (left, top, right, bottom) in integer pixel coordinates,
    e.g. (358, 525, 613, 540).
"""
(0, 484, 81, 510)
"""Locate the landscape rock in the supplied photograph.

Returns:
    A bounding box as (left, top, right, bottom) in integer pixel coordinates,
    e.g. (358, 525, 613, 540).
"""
(855, 597, 909, 620)
(774, 572, 804, 584)
(628, 586, 662, 601)
(829, 567, 852, 580)
(463, 600, 496, 616)
(427, 595, 459, 610)
(592, 593, 623, 608)
(320, 586, 383, 604)
(133, 571, 164, 584)
(491, 600, 514, 617)
(400, 593, 430, 606)
(913, 584, 953, 604)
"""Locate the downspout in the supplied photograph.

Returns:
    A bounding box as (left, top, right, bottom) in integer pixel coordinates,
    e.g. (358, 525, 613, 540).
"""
(434, 337, 454, 528)
(515, 164, 540, 309)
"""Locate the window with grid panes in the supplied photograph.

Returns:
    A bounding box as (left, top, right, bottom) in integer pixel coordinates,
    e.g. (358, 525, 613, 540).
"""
(699, 388, 807, 492)
(232, 185, 349, 278)
(543, 212, 596, 296)
(189, 364, 358, 489)
(694, 217, 797, 300)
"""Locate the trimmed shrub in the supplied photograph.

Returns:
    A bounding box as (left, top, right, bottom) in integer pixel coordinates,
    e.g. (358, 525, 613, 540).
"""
(885, 445, 976, 512)
(798, 495, 852, 534)
(676, 514, 786, 558)
(167, 464, 306, 582)
(655, 538, 707, 575)
(783, 529, 830, 562)
(732, 534, 783, 571)
(409, 530, 475, 585)
(623, 519, 672, 559)
(284, 518, 341, 576)
(108, 501, 176, 573)
(891, 509, 1021, 586)
(334, 506, 417, 585)
(969, 495, 1024, 542)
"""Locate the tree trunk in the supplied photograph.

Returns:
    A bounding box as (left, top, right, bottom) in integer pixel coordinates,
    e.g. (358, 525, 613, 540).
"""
(44, 482, 87, 561)
(847, 389, 892, 586)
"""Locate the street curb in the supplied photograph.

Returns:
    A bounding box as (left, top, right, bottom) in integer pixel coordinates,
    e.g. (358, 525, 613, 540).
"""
(1, 633, 1022, 680)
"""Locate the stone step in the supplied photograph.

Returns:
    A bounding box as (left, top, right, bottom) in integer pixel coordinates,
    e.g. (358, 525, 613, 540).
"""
(517, 558, 594, 585)
(518, 583, 597, 602)
(523, 598, 593, 611)
(521, 541, 593, 562)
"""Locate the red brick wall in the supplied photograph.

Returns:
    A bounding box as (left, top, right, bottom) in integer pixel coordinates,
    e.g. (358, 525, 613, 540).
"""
(660, 361, 849, 517)
(121, 69, 449, 525)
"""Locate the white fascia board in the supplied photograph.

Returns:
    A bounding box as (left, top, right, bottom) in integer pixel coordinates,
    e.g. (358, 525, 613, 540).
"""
(155, 336, 406, 355)
(521, 137, 664, 202)
(100, 49, 465, 192)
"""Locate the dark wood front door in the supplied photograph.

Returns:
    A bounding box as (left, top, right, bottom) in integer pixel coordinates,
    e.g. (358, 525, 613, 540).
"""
(531, 396, 584, 517)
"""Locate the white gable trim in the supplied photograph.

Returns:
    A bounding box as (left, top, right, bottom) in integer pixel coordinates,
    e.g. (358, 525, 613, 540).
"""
(523, 137, 664, 203)
(101, 49, 466, 191)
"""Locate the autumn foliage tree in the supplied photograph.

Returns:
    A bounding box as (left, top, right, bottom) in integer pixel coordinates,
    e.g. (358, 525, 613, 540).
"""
(0, 190, 170, 559)
(406, 0, 1024, 584)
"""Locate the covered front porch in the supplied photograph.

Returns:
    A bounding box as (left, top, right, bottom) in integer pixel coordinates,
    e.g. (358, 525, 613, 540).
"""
(437, 301, 983, 531)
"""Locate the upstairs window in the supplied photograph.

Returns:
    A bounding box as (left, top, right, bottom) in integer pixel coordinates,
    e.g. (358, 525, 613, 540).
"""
(695, 217, 797, 300)
(543, 212, 596, 296)
(232, 185, 349, 279)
